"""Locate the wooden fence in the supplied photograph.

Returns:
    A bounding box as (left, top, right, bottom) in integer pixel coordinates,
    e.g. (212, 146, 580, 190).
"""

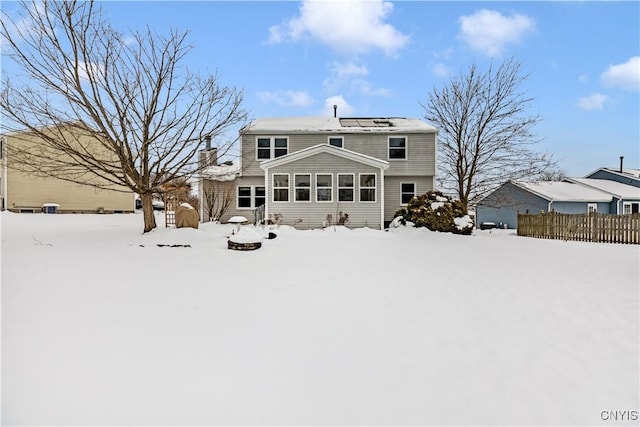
(517, 212, 640, 244)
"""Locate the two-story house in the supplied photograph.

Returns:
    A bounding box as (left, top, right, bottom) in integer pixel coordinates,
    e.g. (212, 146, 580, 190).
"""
(206, 116, 437, 230)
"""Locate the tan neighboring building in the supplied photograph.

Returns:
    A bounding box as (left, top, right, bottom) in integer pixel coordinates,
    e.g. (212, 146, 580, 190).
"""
(1, 125, 134, 213)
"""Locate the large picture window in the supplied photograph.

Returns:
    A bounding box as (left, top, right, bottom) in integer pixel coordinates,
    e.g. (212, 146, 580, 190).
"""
(294, 174, 311, 202)
(359, 174, 376, 202)
(273, 174, 289, 202)
(388, 136, 407, 159)
(401, 182, 416, 204)
(338, 174, 354, 202)
(257, 137, 289, 160)
(316, 174, 332, 202)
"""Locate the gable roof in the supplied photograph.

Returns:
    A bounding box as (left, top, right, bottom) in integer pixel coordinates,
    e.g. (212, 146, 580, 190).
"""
(566, 178, 640, 200)
(259, 144, 390, 170)
(243, 116, 437, 134)
(585, 167, 640, 181)
(511, 180, 613, 202)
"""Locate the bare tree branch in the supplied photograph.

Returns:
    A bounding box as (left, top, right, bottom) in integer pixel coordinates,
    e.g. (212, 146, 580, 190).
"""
(423, 58, 557, 211)
(1, 0, 248, 232)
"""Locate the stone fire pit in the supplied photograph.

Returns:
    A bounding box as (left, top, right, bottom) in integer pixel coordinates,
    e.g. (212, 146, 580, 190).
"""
(228, 227, 263, 251)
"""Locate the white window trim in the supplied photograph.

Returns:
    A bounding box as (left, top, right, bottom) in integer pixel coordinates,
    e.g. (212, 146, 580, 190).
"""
(315, 173, 333, 203)
(400, 182, 417, 204)
(587, 203, 598, 213)
(236, 185, 266, 210)
(294, 173, 312, 203)
(328, 136, 344, 148)
(359, 173, 377, 203)
(337, 173, 355, 203)
(272, 173, 290, 203)
(388, 135, 408, 161)
(623, 201, 639, 214)
(256, 136, 289, 161)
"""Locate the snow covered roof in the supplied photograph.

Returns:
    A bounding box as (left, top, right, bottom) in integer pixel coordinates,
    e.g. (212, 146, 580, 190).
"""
(259, 144, 390, 170)
(512, 181, 613, 202)
(567, 178, 640, 200)
(201, 163, 239, 181)
(585, 167, 640, 181)
(242, 116, 437, 134)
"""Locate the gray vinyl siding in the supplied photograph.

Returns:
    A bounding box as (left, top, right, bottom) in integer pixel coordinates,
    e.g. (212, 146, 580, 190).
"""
(218, 176, 265, 224)
(550, 201, 611, 214)
(240, 132, 435, 178)
(476, 182, 549, 229)
(384, 175, 434, 221)
(265, 152, 383, 229)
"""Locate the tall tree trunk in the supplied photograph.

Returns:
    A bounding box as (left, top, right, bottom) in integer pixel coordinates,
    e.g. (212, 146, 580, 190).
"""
(141, 193, 157, 233)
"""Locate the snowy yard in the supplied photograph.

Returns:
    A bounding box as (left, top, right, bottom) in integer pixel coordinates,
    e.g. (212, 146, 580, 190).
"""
(1, 211, 638, 426)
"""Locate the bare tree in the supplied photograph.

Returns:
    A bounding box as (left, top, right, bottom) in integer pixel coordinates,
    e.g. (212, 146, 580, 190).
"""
(201, 180, 234, 222)
(0, 1, 247, 232)
(423, 58, 556, 212)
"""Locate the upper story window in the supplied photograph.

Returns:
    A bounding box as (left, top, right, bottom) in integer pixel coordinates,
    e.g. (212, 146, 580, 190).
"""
(257, 137, 288, 160)
(388, 136, 407, 160)
(328, 136, 343, 148)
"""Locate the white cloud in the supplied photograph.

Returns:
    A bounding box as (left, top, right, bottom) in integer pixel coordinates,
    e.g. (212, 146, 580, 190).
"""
(578, 74, 589, 83)
(323, 95, 354, 116)
(350, 79, 391, 96)
(323, 61, 390, 96)
(323, 61, 369, 92)
(432, 63, 451, 78)
(458, 9, 535, 57)
(577, 93, 608, 111)
(267, 0, 409, 56)
(600, 56, 640, 92)
(257, 90, 314, 108)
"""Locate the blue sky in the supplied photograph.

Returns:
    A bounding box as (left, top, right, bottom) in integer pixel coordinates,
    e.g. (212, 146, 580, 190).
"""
(5, 1, 640, 176)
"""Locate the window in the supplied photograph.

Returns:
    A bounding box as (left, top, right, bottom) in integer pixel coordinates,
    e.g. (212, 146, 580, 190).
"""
(338, 174, 354, 202)
(401, 182, 416, 204)
(588, 203, 598, 213)
(255, 187, 265, 207)
(274, 137, 288, 157)
(237, 186, 265, 209)
(359, 174, 376, 202)
(328, 136, 343, 148)
(623, 202, 639, 214)
(388, 136, 407, 160)
(316, 174, 332, 202)
(273, 174, 289, 202)
(238, 186, 252, 208)
(256, 137, 288, 160)
(294, 174, 311, 202)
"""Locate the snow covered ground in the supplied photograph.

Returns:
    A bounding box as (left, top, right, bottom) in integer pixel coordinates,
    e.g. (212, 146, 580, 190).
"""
(1, 211, 638, 426)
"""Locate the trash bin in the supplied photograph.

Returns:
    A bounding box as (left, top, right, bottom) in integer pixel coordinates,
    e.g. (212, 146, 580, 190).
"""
(42, 203, 60, 214)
